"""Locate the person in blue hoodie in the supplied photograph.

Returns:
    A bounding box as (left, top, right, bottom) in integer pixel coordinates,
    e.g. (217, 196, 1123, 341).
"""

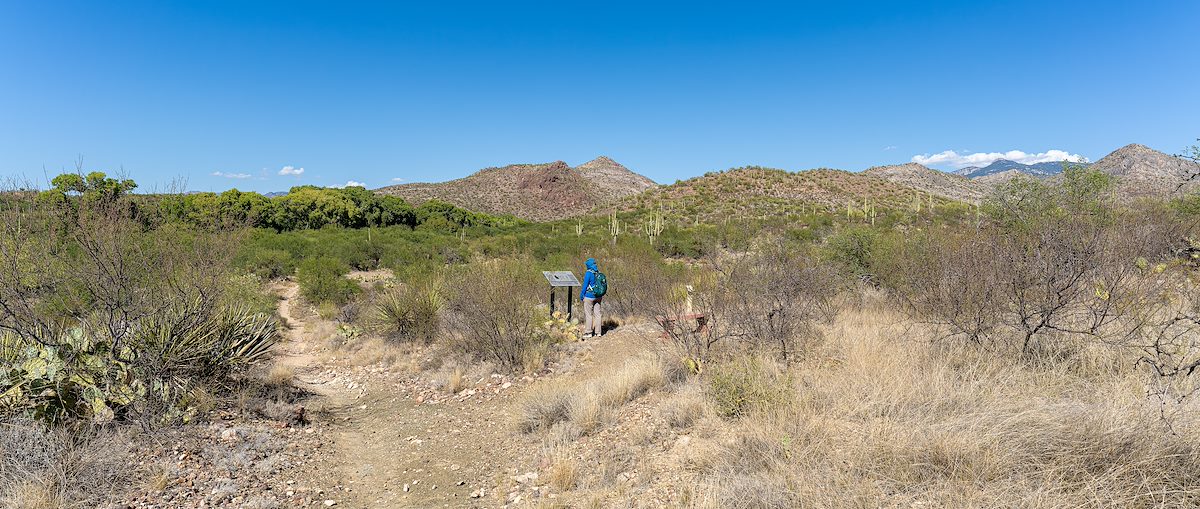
(580, 257, 603, 338)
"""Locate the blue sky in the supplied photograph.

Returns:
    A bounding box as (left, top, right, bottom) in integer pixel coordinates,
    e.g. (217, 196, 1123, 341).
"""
(1, 1, 1197, 192)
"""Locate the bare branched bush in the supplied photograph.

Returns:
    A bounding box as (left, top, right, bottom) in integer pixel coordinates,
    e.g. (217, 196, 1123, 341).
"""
(898, 210, 1186, 356)
(443, 259, 546, 370)
(638, 244, 836, 364)
(716, 244, 838, 362)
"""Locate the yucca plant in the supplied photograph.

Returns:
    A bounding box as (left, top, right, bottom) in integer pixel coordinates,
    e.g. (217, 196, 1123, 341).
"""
(369, 282, 443, 344)
(131, 299, 281, 385)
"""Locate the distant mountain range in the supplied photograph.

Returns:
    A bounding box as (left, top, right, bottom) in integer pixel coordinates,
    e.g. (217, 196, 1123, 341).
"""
(953, 159, 1089, 179)
(868, 144, 1200, 202)
(359, 143, 1200, 222)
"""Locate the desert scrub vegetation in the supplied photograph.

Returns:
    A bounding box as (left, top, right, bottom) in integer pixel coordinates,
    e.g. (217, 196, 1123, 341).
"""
(706, 356, 792, 419)
(442, 259, 580, 372)
(689, 306, 1200, 508)
(0, 174, 282, 426)
(296, 256, 360, 307)
(638, 244, 837, 365)
(0, 173, 291, 506)
(0, 421, 134, 508)
(519, 354, 681, 435)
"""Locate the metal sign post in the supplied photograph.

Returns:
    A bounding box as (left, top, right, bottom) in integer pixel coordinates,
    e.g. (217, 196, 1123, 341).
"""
(542, 271, 581, 321)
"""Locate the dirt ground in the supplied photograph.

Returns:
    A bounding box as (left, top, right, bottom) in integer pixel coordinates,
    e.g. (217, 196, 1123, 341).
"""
(272, 278, 674, 508)
(114, 274, 692, 509)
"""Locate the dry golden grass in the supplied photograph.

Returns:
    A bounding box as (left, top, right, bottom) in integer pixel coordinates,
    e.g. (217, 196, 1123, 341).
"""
(689, 305, 1200, 508)
(546, 449, 579, 492)
(2, 480, 64, 509)
(142, 463, 171, 492)
(443, 367, 466, 394)
(519, 355, 670, 435)
(265, 363, 295, 387)
(659, 384, 708, 429)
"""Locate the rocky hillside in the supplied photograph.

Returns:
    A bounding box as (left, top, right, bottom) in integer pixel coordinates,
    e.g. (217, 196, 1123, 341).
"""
(973, 169, 1033, 188)
(1090, 143, 1200, 198)
(862, 163, 984, 202)
(615, 166, 948, 223)
(376, 157, 656, 221)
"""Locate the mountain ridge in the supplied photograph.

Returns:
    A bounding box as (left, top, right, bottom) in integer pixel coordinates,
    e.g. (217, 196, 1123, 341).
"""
(375, 157, 656, 221)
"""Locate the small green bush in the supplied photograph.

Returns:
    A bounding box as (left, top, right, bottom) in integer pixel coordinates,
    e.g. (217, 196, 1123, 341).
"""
(824, 226, 880, 278)
(297, 256, 360, 306)
(241, 248, 295, 280)
(707, 356, 792, 419)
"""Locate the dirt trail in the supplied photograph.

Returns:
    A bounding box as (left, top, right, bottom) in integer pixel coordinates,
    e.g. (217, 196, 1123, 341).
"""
(274, 278, 651, 508)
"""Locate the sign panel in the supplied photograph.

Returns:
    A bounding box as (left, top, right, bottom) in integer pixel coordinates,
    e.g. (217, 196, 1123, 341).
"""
(542, 271, 580, 287)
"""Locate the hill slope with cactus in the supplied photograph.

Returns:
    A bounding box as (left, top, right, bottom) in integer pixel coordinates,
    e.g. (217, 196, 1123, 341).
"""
(862, 163, 984, 202)
(610, 166, 958, 223)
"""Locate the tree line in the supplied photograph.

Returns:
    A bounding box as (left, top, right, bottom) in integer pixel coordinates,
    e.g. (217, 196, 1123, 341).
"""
(29, 171, 522, 232)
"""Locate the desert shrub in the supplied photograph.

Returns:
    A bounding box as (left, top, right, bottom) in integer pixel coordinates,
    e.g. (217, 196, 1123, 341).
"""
(597, 241, 684, 321)
(640, 243, 837, 364)
(240, 247, 295, 280)
(443, 259, 547, 370)
(220, 273, 277, 317)
(296, 256, 359, 306)
(519, 383, 575, 433)
(368, 280, 443, 344)
(716, 244, 838, 362)
(520, 354, 672, 435)
(660, 384, 708, 428)
(707, 356, 792, 419)
(823, 226, 880, 279)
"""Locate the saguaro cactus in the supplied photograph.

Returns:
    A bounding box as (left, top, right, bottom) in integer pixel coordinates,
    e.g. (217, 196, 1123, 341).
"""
(609, 212, 621, 244)
(643, 205, 664, 244)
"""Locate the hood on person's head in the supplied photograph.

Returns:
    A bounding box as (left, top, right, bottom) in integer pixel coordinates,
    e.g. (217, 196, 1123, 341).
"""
(586, 258, 597, 271)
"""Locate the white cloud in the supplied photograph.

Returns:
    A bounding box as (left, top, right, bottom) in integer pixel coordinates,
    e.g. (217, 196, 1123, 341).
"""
(911, 149, 1087, 169)
(330, 180, 366, 189)
(883, 145, 897, 151)
(212, 171, 251, 179)
(278, 165, 305, 176)
(390, 177, 406, 183)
